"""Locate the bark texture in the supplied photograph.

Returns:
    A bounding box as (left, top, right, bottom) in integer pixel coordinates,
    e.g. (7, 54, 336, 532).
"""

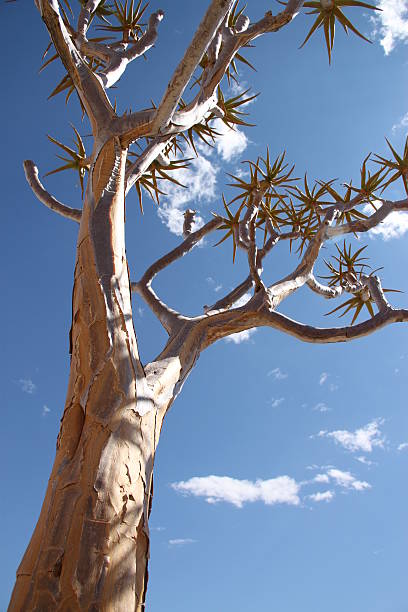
(9, 139, 183, 611)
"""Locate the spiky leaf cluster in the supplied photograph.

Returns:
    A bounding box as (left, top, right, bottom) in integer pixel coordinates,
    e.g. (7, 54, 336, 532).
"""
(301, 0, 380, 63)
(46, 125, 89, 197)
(127, 151, 191, 212)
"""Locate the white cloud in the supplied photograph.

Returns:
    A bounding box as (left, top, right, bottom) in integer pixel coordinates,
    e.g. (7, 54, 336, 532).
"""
(319, 372, 328, 386)
(327, 468, 371, 491)
(398, 442, 408, 451)
(356, 456, 375, 466)
(317, 419, 385, 453)
(270, 397, 285, 408)
(206, 277, 223, 293)
(158, 156, 217, 235)
(225, 328, 256, 344)
(308, 490, 335, 503)
(224, 292, 255, 343)
(233, 292, 252, 308)
(392, 111, 408, 133)
(18, 378, 36, 394)
(171, 475, 301, 508)
(329, 383, 339, 392)
(213, 119, 248, 162)
(313, 402, 330, 413)
(363, 204, 408, 241)
(42, 405, 50, 417)
(372, 1, 408, 55)
(267, 367, 288, 380)
(168, 538, 196, 546)
(314, 473, 330, 484)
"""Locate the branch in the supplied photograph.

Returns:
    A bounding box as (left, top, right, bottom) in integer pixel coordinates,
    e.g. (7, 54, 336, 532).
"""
(133, 217, 224, 333)
(361, 275, 391, 313)
(326, 198, 408, 238)
(77, 0, 104, 38)
(151, 0, 234, 132)
(198, 303, 408, 349)
(125, 135, 171, 193)
(306, 274, 343, 299)
(76, 10, 164, 89)
(23, 160, 82, 222)
(40, 0, 114, 131)
(206, 224, 300, 313)
(267, 208, 340, 306)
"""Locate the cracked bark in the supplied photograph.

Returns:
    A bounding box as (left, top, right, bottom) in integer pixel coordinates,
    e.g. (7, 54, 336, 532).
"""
(8, 138, 193, 612)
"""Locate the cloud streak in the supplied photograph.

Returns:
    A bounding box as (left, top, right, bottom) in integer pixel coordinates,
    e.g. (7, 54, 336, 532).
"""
(268, 367, 288, 380)
(316, 419, 385, 453)
(171, 475, 301, 508)
(18, 378, 36, 394)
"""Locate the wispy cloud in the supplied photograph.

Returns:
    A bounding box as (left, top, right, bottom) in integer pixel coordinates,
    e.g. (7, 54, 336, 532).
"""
(316, 418, 385, 453)
(327, 468, 371, 491)
(308, 490, 335, 503)
(42, 405, 50, 417)
(313, 402, 330, 413)
(267, 367, 288, 380)
(158, 156, 218, 235)
(314, 473, 330, 484)
(372, 0, 408, 55)
(392, 111, 408, 133)
(206, 276, 223, 293)
(356, 456, 375, 466)
(171, 475, 301, 508)
(168, 538, 196, 546)
(18, 378, 36, 394)
(319, 372, 328, 386)
(398, 442, 408, 451)
(270, 397, 285, 408)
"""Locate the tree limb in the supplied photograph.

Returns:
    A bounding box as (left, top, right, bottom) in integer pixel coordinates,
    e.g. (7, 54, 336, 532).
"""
(326, 197, 408, 238)
(132, 217, 224, 333)
(151, 0, 235, 133)
(76, 10, 164, 89)
(39, 0, 114, 133)
(306, 274, 343, 299)
(23, 160, 82, 222)
(199, 303, 408, 349)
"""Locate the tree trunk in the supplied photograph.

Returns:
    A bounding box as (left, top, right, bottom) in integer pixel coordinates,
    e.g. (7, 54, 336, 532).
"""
(9, 137, 170, 611)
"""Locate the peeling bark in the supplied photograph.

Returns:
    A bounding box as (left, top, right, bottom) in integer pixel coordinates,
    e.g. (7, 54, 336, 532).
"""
(9, 139, 186, 612)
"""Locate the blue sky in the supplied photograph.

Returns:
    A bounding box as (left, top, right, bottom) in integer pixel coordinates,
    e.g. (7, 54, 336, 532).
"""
(2, 1, 408, 610)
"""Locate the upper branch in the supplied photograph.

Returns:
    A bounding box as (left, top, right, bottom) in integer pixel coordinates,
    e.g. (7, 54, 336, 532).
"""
(76, 9, 164, 89)
(326, 197, 408, 238)
(23, 160, 82, 222)
(151, 0, 235, 133)
(39, 0, 114, 132)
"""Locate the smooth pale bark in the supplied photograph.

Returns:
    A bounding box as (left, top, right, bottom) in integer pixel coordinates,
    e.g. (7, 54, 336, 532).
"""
(8, 138, 187, 612)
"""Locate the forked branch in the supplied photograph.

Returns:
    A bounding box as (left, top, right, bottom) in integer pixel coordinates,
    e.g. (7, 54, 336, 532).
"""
(132, 216, 223, 333)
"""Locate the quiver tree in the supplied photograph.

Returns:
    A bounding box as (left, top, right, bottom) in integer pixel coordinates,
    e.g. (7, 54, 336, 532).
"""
(7, 0, 408, 610)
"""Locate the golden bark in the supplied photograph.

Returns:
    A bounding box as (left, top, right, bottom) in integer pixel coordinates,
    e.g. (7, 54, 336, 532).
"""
(9, 139, 157, 611)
